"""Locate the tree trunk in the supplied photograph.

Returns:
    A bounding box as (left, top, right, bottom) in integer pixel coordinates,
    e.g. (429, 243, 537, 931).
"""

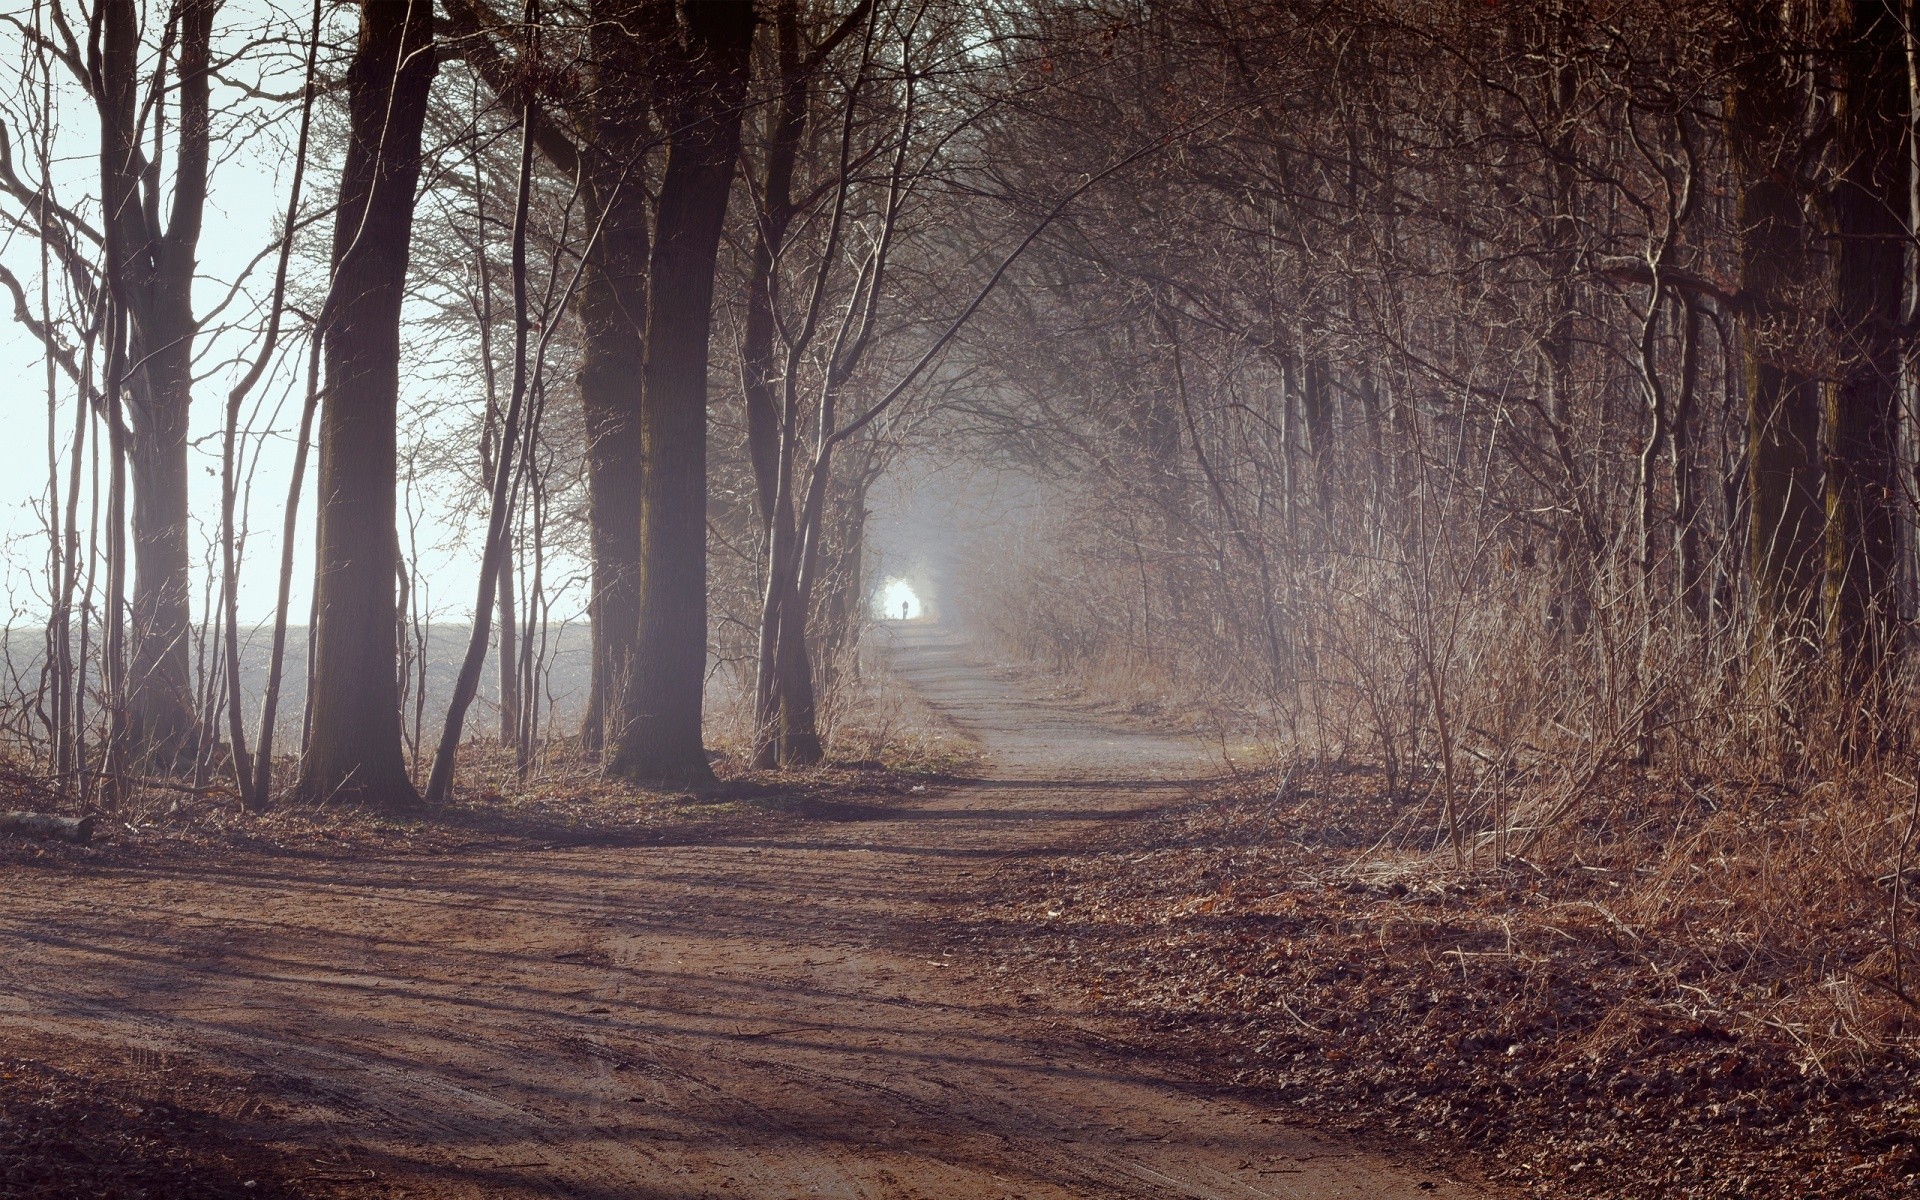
(93, 0, 213, 772)
(742, 0, 808, 770)
(577, 311, 644, 756)
(123, 359, 196, 768)
(1822, 0, 1906, 705)
(753, 511, 800, 769)
(0, 812, 95, 844)
(817, 472, 872, 696)
(608, 0, 755, 785)
(775, 583, 824, 765)
(295, 0, 437, 808)
(1670, 301, 1707, 633)
(1747, 350, 1825, 647)
(574, 0, 658, 756)
(1727, 8, 1825, 657)
(1903, 0, 1920, 634)
(499, 541, 520, 746)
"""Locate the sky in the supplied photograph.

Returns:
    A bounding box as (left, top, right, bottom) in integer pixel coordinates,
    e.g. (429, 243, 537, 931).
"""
(0, 1, 526, 631)
(0, 2, 999, 641)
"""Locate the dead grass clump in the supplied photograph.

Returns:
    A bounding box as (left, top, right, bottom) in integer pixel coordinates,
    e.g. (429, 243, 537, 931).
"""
(699, 635, 982, 779)
(0, 732, 964, 872)
(802, 655, 983, 778)
(1555, 770, 1920, 1068)
(961, 766, 1920, 1198)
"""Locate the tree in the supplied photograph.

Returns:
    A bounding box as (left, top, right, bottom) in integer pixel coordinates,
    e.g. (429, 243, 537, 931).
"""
(0, 0, 216, 768)
(442, 0, 658, 758)
(103, 0, 213, 769)
(607, 0, 756, 784)
(1726, 1, 1829, 666)
(296, 0, 439, 807)
(1726, 0, 1910, 729)
(1821, 0, 1906, 703)
(738, 0, 877, 768)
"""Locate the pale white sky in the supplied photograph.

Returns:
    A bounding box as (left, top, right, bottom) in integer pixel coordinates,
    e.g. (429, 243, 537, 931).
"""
(0, 1, 549, 632)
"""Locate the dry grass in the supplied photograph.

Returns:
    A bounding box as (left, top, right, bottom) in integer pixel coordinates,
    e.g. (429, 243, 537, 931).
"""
(960, 765, 1920, 1197)
(957, 516, 1920, 1194)
(0, 663, 979, 867)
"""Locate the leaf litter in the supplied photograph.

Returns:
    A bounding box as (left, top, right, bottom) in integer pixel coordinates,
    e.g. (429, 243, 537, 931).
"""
(955, 766, 1920, 1198)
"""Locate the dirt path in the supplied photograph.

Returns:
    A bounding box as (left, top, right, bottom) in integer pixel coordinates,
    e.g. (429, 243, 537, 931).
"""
(0, 625, 1496, 1199)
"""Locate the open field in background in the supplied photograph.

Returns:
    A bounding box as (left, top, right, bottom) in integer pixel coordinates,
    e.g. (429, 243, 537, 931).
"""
(0, 624, 592, 748)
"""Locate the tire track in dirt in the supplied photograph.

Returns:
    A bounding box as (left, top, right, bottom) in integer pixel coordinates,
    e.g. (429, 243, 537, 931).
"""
(0, 623, 1503, 1198)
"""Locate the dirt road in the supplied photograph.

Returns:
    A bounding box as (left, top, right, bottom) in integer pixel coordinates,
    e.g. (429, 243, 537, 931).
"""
(0, 625, 1494, 1198)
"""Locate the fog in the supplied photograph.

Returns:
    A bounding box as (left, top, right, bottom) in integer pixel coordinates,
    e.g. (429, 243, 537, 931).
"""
(1, 4, 1915, 1193)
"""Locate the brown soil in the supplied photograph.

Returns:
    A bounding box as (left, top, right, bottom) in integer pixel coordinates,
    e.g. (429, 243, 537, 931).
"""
(0, 624, 1499, 1199)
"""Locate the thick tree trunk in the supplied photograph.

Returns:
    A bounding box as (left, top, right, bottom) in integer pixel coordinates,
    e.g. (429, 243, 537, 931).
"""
(93, 0, 212, 772)
(608, 0, 755, 785)
(775, 583, 823, 765)
(1904, 1, 1920, 632)
(0, 812, 95, 844)
(295, 0, 437, 808)
(1747, 349, 1825, 645)
(576, 272, 645, 754)
(573, 0, 657, 757)
(1822, 0, 1907, 700)
(1727, 10, 1825, 657)
(123, 358, 196, 768)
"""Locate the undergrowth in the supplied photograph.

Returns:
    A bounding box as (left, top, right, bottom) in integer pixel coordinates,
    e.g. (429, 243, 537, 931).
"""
(967, 764, 1920, 1197)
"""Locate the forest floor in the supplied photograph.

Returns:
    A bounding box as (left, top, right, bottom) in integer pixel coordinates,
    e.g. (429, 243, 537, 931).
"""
(963, 770, 1920, 1200)
(0, 623, 1488, 1199)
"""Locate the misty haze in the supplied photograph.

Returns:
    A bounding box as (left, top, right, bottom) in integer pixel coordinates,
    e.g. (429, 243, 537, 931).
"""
(0, 2, 1915, 1197)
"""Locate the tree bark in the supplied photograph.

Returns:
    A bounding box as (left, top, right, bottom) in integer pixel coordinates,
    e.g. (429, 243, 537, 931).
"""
(123, 364, 195, 767)
(1670, 300, 1707, 633)
(295, 0, 437, 808)
(1727, 7, 1825, 656)
(574, 0, 658, 756)
(774, 581, 824, 764)
(608, 0, 756, 785)
(499, 541, 520, 746)
(0, 812, 95, 844)
(1822, 0, 1906, 701)
(94, 0, 214, 771)
(743, 0, 807, 770)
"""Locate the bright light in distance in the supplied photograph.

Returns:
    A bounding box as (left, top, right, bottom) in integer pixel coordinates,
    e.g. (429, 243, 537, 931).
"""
(878, 579, 923, 620)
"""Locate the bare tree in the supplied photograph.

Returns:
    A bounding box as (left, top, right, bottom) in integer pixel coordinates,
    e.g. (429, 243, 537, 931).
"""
(605, 0, 756, 785)
(296, 0, 439, 808)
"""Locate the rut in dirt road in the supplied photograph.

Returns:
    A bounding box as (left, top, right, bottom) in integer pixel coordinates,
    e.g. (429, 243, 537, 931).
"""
(0, 624, 1499, 1199)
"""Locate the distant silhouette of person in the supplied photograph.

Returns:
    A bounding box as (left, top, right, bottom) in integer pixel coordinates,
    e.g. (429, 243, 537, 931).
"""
(901, 600, 910, 621)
